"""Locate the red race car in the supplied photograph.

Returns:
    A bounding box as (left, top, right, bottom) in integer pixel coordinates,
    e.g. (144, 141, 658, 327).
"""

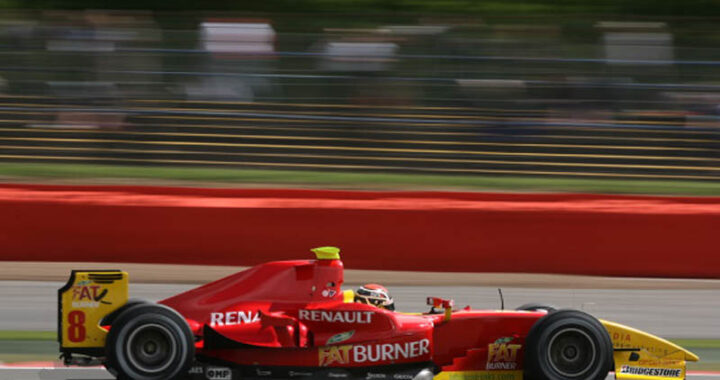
(58, 247, 698, 380)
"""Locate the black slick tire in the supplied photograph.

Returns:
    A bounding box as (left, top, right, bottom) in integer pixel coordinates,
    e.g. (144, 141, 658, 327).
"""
(105, 303, 194, 380)
(516, 303, 558, 313)
(524, 309, 612, 380)
(101, 299, 150, 327)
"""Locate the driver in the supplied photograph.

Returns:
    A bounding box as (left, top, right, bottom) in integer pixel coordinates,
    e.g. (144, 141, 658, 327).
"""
(354, 284, 395, 311)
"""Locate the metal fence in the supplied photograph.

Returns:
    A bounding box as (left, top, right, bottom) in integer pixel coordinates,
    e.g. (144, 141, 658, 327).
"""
(0, 11, 718, 180)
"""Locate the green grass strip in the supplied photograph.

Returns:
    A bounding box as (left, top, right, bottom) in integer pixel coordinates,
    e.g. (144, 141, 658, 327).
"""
(0, 163, 719, 196)
(0, 331, 56, 341)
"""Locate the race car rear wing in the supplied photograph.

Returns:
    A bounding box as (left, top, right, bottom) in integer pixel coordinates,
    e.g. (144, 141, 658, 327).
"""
(58, 270, 128, 358)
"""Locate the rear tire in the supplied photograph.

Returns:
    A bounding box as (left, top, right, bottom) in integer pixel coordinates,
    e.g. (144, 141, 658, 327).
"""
(105, 303, 194, 380)
(524, 310, 612, 380)
(101, 299, 150, 327)
(103, 300, 151, 378)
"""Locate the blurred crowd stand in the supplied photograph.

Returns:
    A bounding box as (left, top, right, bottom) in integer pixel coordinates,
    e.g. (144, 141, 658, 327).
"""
(0, 11, 718, 128)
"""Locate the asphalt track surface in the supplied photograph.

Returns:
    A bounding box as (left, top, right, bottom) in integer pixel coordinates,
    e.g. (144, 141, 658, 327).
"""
(2, 281, 719, 380)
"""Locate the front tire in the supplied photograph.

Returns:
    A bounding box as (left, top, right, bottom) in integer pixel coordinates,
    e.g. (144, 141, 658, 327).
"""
(524, 310, 612, 380)
(105, 303, 194, 380)
(516, 303, 557, 313)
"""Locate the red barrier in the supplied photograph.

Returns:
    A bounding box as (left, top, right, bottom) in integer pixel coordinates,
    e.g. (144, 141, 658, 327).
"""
(0, 184, 718, 278)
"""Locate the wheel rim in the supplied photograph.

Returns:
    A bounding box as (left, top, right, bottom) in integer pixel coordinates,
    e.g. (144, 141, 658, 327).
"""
(547, 327, 597, 377)
(125, 323, 177, 374)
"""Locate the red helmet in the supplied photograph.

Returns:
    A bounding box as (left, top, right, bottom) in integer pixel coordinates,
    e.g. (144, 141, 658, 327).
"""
(354, 284, 395, 311)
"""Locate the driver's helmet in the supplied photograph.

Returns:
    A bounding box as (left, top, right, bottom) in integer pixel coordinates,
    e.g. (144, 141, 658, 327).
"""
(354, 284, 395, 311)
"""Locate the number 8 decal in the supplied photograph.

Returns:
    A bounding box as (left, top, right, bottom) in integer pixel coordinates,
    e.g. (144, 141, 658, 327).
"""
(68, 310, 86, 342)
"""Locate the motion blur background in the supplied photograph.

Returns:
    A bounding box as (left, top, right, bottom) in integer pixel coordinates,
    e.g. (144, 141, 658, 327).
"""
(0, 0, 717, 189)
(0, 0, 719, 376)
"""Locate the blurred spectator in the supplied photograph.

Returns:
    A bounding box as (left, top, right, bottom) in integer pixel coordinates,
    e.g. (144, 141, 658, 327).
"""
(183, 20, 277, 101)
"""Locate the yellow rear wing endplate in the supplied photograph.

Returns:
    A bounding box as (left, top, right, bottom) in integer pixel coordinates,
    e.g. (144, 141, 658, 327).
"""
(58, 270, 128, 351)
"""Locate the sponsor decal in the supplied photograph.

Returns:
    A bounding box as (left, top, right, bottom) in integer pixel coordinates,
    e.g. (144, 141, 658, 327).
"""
(328, 372, 349, 378)
(300, 310, 374, 324)
(366, 373, 387, 379)
(71, 284, 110, 308)
(486, 337, 522, 370)
(328, 330, 355, 344)
(71, 300, 103, 308)
(612, 332, 632, 342)
(210, 311, 260, 326)
(447, 372, 520, 380)
(637, 359, 683, 366)
(354, 339, 430, 363)
(189, 366, 204, 374)
(393, 375, 413, 379)
(320, 345, 353, 366)
(289, 371, 313, 377)
(205, 366, 232, 380)
(322, 289, 338, 298)
(619, 366, 682, 377)
(256, 369, 272, 377)
(319, 339, 430, 366)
